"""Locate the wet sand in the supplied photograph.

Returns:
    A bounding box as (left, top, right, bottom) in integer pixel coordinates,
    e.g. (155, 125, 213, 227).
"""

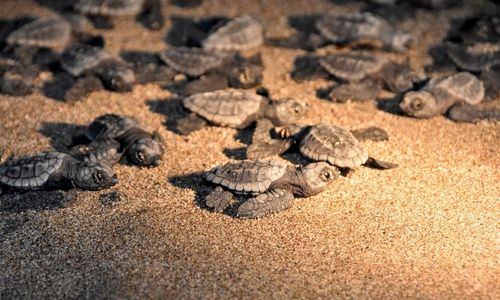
(0, 0, 499, 298)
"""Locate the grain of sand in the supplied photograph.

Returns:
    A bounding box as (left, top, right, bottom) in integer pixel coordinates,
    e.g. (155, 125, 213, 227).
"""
(0, 0, 499, 299)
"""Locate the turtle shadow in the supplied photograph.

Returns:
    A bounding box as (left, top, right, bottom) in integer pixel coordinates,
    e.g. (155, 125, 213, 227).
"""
(290, 54, 330, 82)
(376, 94, 405, 115)
(170, 0, 203, 7)
(145, 98, 187, 134)
(33, 0, 73, 11)
(165, 15, 229, 47)
(168, 172, 240, 217)
(38, 121, 87, 152)
(42, 72, 77, 101)
(0, 190, 76, 213)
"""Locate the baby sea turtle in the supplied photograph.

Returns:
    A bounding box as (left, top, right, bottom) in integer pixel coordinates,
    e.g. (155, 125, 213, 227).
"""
(0, 58, 37, 96)
(159, 47, 263, 94)
(444, 42, 500, 100)
(58, 44, 136, 101)
(80, 114, 165, 167)
(202, 15, 264, 51)
(399, 72, 486, 120)
(120, 50, 176, 84)
(248, 122, 397, 170)
(293, 52, 423, 102)
(315, 13, 415, 52)
(277, 13, 413, 52)
(5, 15, 104, 67)
(0, 151, 117, 196)
(204, 159, 339, 218)
(74, 0, 164, 31)
(176, 89, 307, 135)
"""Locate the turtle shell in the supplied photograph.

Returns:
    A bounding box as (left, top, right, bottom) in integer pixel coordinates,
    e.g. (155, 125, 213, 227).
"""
(315, 13, 389, 44)
(159, 47, 231, 77)
(7, 16, 71, 49)
(319, 52, 388, 81)
(183, 89, 266, 128)
(86, 113, 139, 141)
(60, 44, 113, 77)
(428, 72, 485, 105)
(446, 42, 500, 72)
(202, 15, 264, 51)
(300, 124, 368, 168)
(75, 0, 145, 16)
(205, 159, 288, 193)
(0, 152, 67, 189)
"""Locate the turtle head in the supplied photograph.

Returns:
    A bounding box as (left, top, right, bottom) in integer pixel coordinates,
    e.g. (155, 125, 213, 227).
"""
(389, 32, 415, 52)
(127, 132, 164, 167)
(74, 161, 117, 190)
(296, 162, 339, 197)
(267, 98, 307, 126)
(227, 62, 263, 89)
(399, 90, 438, 118)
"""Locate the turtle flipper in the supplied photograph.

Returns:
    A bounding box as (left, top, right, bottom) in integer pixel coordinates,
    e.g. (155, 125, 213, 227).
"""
(247, 119, 292, 159)
(205, 186, 234, 212)
(176, 113, 208, 135)
(183, 72, 229, 95)
(351, 127, 389, 142)
(448, 102, 500, 123)
(64, 74, 103, 102)
(237, 189, 294, 219)
(363, 157, 398, 169)
(329, 80, 381, 102)
(69, 138, 123, 166)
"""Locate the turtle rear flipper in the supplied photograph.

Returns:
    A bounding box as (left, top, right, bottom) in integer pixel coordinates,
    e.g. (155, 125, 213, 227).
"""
(329, 80, 381, 102)
(183, 72, 229, 95)
(363, 157, 398, 169)
(247, 119, 293, 159)
(138, 0, 164, 31)
(237, 189, 294, 219)
(205, 186, 235, 212)
(351, 127, 389, 142)
(64, 74, 103, 102)
(448, 102, 500, 123)
(176, 113, 209, 135)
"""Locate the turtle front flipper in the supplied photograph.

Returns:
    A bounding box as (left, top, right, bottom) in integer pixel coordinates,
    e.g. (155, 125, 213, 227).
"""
(237, 189, 294, 219)
(176, 113, 209, 135)
(363, 157, 398, 169)
(329, 80, 382, 102)
(448, 102, 500, 123)
(205, 186, 235, 212)
(247, 119, 293, 159)
(71, 138, 123, 166)
(183, 72, 229, 95)
(351, 127, 389, 142)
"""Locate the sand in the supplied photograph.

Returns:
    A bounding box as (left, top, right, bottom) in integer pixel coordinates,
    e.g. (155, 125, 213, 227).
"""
(0, 0, 499, 299)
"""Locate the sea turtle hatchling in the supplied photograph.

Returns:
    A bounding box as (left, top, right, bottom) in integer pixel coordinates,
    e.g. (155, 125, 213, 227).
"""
(0, 151, 118, 196)
(276, 12, 414, 52)
(293, 51, 423, 102)
(315, 13, 415, 52)
(399, 72, 490, 121)
(159, 47, 264, 94)
(58, 44, 136, 101)
(248, 122, 397, 171)
(176, 89, 307, 135)
(74, 0, 165, 31)
(77, 113, 165, 167)
(0, 57, 37, 96)
(202, 15, 264, 51)
(204, 159, 339, 218)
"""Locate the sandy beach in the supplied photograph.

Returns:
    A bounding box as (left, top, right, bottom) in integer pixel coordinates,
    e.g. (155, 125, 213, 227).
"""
(0, 0, 499, 298)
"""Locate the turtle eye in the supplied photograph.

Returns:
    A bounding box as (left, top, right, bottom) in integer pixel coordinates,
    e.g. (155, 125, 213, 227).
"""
(92, 171, 104, 184)
(290, 104, 302, 114)
(135, 151, 145, 163)
(320, 169, 334, 181)
(411, 98, 424, 111)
